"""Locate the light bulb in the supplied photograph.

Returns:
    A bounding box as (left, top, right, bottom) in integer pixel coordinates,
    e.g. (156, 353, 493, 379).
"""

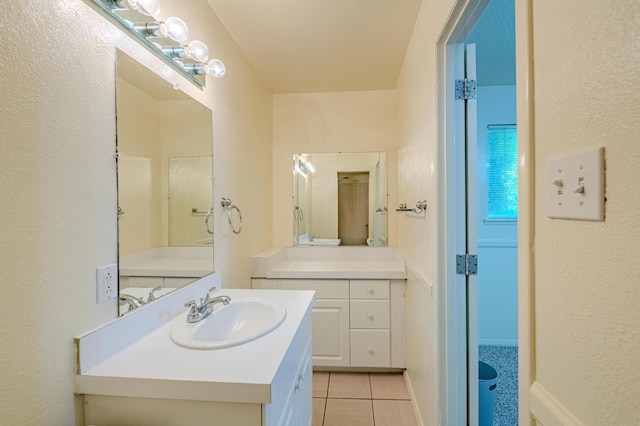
(163, 16, 189, 43)
(188, 40, 209, 63)
(136, 0, 160, 16)
(205, 59, 226, 78)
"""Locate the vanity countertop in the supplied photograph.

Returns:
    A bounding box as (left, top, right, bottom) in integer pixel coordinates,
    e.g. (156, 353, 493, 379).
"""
(252, 246, 407, 280)
(75, 276, 314, 404)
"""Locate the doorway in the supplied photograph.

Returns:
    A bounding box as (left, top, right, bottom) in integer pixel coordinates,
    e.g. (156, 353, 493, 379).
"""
(437, 0, 524, 424)
(337, 172, 369, 246)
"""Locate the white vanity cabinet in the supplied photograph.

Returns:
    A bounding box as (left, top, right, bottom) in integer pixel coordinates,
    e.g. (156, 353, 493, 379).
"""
(75, 279, 315, 426)
(253, 279, 351, 367)
(252, 278, 405, 369)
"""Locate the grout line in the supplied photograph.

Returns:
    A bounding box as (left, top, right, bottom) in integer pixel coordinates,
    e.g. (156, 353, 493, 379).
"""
(322, 396, 327, 426)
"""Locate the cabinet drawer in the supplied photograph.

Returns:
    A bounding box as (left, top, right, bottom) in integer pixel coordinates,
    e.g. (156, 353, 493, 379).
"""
(350, 300, 390, 329)
(280, 279, 349, 299)
(350, 330, 390, 368)
(350, 280, 389, 299)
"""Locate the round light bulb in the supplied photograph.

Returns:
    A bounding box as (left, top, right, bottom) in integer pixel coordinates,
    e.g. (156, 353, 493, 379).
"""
(188, 40, 209, 63)
(206, 59, 226, 78)
(136, 0, 160, 16)
(163, 16, 189, 43)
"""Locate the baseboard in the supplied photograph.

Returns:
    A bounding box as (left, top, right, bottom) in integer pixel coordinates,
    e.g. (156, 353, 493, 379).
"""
(529, 380, 583, 426)
(403, 371, 426, 426)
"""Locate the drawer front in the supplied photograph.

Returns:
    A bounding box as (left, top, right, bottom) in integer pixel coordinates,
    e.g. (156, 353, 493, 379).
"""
(350, 280, 389, 299)
(280, 279, 349, 299)
(350, 329, 391, 368)
(350, 300, 390, 329)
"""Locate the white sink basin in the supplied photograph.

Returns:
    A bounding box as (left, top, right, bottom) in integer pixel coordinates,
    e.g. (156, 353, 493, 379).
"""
(299, 238, 341, 246)
(170, 297, 287, 350)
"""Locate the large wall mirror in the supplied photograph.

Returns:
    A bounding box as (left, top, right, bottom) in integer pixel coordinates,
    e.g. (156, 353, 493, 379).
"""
(293, 152, 388, 247)
(116, 50, 214, 315)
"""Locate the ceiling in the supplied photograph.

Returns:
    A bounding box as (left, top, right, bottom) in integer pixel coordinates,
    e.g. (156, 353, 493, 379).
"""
(205, 0, 515, 94)
(206, 0, 422, 93)
(466, 0, 516, 86)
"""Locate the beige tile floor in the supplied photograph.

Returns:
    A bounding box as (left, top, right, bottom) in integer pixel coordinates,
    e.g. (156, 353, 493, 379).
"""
(312, 372, 418, 426)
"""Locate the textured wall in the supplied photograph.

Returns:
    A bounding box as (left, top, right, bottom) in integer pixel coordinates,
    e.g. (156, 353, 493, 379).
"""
(395, 0, 457, 423)
(0, 1, 272, 423)
(532, 0, 640, 423)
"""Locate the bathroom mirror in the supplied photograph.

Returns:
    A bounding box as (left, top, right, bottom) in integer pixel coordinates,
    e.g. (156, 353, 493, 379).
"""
(116, 50, 214, 315)
(293, 152, 388, 247)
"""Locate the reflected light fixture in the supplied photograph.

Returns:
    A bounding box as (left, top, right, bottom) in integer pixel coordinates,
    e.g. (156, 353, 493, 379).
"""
(94, 0, 226, 87)
(298, 160, 316, 175)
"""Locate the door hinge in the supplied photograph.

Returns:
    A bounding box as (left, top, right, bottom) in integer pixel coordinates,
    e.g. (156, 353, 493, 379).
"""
(455, 79, 477, 100)
(456, 254, 478, 275)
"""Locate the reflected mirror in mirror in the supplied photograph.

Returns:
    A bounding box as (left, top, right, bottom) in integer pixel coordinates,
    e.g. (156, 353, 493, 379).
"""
(293, 152, 388, 247)
(116, 50, 214, 316)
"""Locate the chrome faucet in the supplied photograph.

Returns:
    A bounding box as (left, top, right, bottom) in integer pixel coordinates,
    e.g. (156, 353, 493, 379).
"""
(119, 293, 144, 313)
(311, 234, 320, 241)
(147, 286, 163, 302)
(184, 286, 231, 323)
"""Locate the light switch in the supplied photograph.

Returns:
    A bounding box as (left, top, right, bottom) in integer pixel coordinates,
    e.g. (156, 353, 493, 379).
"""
(546, 147, 605, 221)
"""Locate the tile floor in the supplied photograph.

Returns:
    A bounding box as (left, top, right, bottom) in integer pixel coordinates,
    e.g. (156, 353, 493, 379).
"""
(312, 372, 418, 426)
(479, 345, 518, 426)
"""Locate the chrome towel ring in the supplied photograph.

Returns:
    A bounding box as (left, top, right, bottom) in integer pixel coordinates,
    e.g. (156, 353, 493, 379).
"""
(221, 197, 243, 234)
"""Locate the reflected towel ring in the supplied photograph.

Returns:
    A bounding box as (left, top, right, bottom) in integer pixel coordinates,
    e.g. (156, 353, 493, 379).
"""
(228, 205, 243, 234)
(204, 207, 214, 235)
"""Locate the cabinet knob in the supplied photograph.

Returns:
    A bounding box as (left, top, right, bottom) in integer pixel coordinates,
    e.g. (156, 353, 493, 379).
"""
(368, 347, 374, 354)
(367, 313, 374, 320)
(367, 287, 374, 294)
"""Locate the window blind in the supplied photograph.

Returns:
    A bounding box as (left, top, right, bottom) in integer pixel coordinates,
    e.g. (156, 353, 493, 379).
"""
(487, 125, 518, 219)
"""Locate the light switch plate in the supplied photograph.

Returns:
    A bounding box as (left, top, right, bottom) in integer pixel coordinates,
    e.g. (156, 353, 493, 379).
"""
(547, 147, 605, 221)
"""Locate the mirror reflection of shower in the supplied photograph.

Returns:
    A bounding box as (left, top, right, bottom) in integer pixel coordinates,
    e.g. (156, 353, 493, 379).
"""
(337, 172, 369, 246)
(292, 152, 388, 247)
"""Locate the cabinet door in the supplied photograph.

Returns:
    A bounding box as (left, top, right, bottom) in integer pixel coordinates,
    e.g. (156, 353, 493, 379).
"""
(297, 343, 313, 426)
(312, 300, 350, 367)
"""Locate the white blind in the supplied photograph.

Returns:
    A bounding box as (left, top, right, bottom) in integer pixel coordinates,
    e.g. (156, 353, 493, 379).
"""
(487, 125, 518, 219)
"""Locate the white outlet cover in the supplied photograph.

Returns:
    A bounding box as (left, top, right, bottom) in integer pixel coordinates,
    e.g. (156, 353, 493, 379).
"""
(96, 263, 118, 304)
(547, 147, 605, 221)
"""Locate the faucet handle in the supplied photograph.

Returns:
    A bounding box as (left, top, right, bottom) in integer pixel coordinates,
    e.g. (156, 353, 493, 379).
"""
(147, 286, 163, 302)
(203, 286, 217, 304)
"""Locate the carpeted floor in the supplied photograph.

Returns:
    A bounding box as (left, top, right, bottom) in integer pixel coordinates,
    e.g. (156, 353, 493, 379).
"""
(479, 345, 518, 425)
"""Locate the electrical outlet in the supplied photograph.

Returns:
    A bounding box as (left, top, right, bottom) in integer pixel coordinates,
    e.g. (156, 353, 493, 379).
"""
(97, 263, 118, 304)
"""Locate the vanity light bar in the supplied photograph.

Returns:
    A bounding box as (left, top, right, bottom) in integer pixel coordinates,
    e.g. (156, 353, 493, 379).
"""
(96, 0, 225, 85)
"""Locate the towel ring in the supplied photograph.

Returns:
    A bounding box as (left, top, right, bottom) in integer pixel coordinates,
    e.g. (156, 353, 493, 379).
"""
(204, 208, 214, 235)
(228, 205, 243, 234)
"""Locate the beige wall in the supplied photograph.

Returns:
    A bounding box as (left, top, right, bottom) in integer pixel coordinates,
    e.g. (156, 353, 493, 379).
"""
(0, 1, 272, 423)
(529, 0, 640, 423)
(273, 90, 398, 247)
(116, 78, 164, 253)
(395, 0, 456, 423)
